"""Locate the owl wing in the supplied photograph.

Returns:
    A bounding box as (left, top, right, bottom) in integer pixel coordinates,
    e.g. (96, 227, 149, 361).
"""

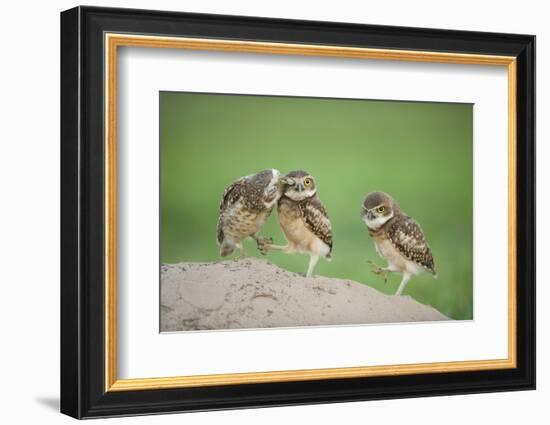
(218, 177, 247, 213)
(217, 178, 246, 243)
(300, 197, 333, 257)
(387, 216, 436, 274)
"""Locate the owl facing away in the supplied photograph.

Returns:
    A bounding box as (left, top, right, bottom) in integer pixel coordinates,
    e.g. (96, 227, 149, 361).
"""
(217, 169, 283, 257)
(361, 191, 436, 295)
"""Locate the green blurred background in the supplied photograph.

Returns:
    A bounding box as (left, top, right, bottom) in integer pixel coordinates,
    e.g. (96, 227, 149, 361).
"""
(160, 92, 473, 320)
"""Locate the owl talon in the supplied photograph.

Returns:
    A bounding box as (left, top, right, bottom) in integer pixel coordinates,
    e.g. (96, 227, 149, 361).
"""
(367, 260, 389, 283)
(255, 237, 272, 255)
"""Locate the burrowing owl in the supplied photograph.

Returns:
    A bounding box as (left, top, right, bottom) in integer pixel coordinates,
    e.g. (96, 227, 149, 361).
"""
(361, 191, 436, 295)
(217, 169, 283, 257)
(257, 170, 333, 277)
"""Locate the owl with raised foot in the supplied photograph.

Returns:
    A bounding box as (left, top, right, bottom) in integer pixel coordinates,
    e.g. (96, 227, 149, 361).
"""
(361, 191, 436, 296)
(257, 170, 333, 278)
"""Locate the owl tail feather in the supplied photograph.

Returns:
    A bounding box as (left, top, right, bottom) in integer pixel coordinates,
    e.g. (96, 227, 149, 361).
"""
(219, 240, 235, 257)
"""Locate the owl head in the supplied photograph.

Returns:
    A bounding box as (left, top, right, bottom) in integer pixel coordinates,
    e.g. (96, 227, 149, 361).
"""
(280, 170, 317, 201)
(361, 191, 400, 230)
(247, 168, 284, 207)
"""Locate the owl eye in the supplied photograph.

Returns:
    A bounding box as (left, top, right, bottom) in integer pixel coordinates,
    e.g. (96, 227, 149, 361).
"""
(377, 206, 386, 213)
(303, 178, 313, 187)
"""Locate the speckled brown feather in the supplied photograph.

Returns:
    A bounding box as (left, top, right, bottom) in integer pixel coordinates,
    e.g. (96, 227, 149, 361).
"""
(297, 195, 333, 256)
(386, 214, 436, 274)
(217, 171, 278, 245)
(217, 177, 246, 244)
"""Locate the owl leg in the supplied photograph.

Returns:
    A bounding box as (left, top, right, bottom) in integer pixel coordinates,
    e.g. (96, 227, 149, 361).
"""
(257, 242, 294, 256)
(235, 243, 245, 258)
(306, 255, 319, 278)
(251, 234, 273, 248)
(395, 272, 412, 296)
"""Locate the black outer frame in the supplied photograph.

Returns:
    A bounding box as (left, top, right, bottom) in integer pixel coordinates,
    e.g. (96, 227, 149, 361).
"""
(60, 6, 535, 419)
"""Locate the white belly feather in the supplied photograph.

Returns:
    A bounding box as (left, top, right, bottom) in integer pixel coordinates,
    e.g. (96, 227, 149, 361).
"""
(375, 238, 423, 275)
(278, 204, 330, 258)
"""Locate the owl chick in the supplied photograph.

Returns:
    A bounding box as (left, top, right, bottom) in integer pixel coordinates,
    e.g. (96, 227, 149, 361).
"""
(257, 170, 333, 278)
(361, 191, 436, 295)
(217, 169, 283, 257)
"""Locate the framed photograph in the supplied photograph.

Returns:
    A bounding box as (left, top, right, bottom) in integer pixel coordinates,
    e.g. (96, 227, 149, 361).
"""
(60, 6, 535, 419)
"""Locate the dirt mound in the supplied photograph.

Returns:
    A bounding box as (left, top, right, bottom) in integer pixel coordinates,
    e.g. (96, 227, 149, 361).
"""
(160, 258, 448, 332)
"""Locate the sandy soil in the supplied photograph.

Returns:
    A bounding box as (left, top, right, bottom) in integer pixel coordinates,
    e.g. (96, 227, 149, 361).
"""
(160, 258, 448, 332)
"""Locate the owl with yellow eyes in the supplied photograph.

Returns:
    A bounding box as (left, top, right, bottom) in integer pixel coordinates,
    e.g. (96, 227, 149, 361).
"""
(257, 170, 333, 278)
(361, 191, 436, 295)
